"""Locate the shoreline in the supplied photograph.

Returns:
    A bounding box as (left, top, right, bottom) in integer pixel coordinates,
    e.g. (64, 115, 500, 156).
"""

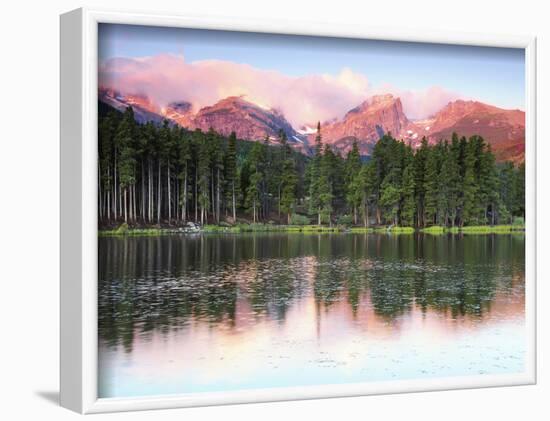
(98, 223, 525, 237)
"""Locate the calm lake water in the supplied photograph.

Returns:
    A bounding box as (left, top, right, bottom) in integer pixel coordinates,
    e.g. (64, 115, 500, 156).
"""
(98, 233, 525, 398)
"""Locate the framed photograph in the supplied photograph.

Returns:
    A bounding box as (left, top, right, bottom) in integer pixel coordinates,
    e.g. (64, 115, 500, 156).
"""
(60, 7, 536, 414)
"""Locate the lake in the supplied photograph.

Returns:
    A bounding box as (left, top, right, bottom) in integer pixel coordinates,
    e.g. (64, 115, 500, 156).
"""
(98, 233, 525, 398)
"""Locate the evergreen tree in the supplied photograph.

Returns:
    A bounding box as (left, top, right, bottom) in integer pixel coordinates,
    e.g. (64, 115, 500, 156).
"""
(462, 136, 481, 225)
(318, 145, 335, 225)
(379, 179, 400, 226)
(371, 134, 396, 224)
(307, 122, 323, 224)
(358, 162, 377, 227)
(177, 129, 192, 222)
(345, 140, 363, 224)
(262, 135, 273, 218)
(97, 103, 525, 230)
(197, 129, 210, 225)
(513, 163, 525, 219)
(245, 141, 265, 223)
(208, 129, 224, 224)
(400, 163, 416, 227)
(98, 111, 116, 222)
(246, 172, 262, 223)
(280, 156, 298, 224)
(414, 137, 429, 227)
(225, 132, 238, 222)
(424, 143, 441, 225)
(498, 161, 516, 224)
(478, 143, 500, 225)
(115, 107, 137, 223)
(446, 134, 463, 227)
(159, 121, 176, 224)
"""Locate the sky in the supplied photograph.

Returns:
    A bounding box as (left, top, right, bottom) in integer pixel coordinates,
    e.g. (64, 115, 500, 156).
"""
(98, 23, 525, 126)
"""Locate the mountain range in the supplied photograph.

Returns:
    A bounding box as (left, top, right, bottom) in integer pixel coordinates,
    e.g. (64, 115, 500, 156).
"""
(99, 88, 525, 163)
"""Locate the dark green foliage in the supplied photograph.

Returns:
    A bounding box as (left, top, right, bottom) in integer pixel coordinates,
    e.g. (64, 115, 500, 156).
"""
(307, 122, 323, 223)
(462, 137, 480, 225)
(224, 132, 238, 221)
(345, 141, 363, 224)
(424, 142, 442, 225)
(317, 144, 345, 226)
(400, 163, 416, 227)
(514, 163, 525, 217)
(358, 162, 377, 227)
(244, 141, 265, 222)
(379, 180, 401, 225)
(280, 156, 298, 224)
(98, 103, 525, 228)
(289, 213, 310, 225)
(413, 137, 429, 227)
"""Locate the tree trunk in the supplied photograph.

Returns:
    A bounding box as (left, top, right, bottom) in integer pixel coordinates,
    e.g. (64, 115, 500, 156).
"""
(232, 181, 236, 223)
(363, 200, 368, 228)
(148, 160, 152, 223)
(211, 168, 215, 219)
(167, 160, 171, 225)
(157, 160, 161, 224)
(278, 187, 281, 220)
(253, 199, 256, 223)
(133, 183, 137, 222)
(128, 185, 132, 222)
(141, 160, 145, 222)
(175, 176, 179, 223)
(183, 168, 188, 222)
(113, 154, 118, 221)
(194, 166, 198, 222)
(98, 160, 103, 221)
(118, 172, 122, 220)
(124, 188, 127, 223)
(216, 168, 221, 224)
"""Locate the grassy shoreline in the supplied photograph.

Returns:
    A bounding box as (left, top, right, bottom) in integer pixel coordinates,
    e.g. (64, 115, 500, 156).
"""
(99, 223, 525, 236)
(420, 224, 525, 235)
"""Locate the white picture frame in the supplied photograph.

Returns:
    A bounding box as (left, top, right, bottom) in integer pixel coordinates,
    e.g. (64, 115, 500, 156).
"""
(60, 7, 537, 414)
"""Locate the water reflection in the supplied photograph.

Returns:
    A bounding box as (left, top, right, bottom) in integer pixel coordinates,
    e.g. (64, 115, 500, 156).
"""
(98, 233, 525, 397)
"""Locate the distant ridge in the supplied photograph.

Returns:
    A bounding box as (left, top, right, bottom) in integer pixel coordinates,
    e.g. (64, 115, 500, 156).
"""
(99, 89, 525, 163)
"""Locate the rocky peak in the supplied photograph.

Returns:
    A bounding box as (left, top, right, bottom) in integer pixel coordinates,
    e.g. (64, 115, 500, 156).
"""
(98, 88, 165, 124)
(423, 99, 526, 163)
(192, 96, 298, 142)
(98, 86, 525, 163)
(345, 94, 401, 117)
(162, 101, 194, 126)
(317, 94, 420, 155)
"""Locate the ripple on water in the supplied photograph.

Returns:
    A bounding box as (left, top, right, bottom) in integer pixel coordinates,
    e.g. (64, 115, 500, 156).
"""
(98, 233, 525, 397)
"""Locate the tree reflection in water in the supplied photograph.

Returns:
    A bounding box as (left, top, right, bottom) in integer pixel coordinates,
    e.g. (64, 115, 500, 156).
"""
(98, 233, 525, 352)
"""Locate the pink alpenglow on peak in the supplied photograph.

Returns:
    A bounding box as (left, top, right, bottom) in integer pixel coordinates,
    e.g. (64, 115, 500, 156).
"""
(99, 87, 525, 163)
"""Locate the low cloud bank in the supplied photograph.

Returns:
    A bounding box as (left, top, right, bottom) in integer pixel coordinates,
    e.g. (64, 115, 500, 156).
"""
(99, 54, 462, 126)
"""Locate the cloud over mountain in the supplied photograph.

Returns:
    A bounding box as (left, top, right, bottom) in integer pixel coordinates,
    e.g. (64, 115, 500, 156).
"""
(99, 54, 462, 126)
(378, 85, 464, 120)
